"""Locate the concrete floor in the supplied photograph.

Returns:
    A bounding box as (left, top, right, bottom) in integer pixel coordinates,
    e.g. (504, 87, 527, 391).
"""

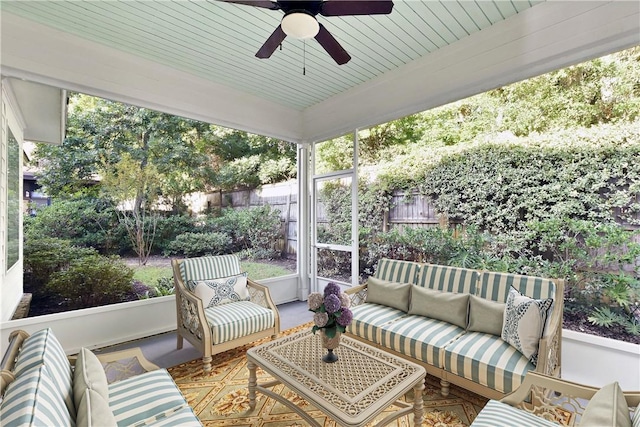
(95, 300, 309, 369)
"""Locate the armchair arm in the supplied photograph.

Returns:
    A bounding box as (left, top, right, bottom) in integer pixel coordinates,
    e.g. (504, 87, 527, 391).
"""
(346, 284, 368, 307)
(247, 279, 280, 333)
(535, 278, 564, 377)
(173, 273, 210, 346)
(95, 348, 160, 384)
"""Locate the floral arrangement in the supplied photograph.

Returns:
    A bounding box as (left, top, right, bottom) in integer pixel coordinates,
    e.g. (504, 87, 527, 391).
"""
(308, 282, 353, 338)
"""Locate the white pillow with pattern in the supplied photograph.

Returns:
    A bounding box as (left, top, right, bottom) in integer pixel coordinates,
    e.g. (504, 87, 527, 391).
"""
(193, 272, 249, 307)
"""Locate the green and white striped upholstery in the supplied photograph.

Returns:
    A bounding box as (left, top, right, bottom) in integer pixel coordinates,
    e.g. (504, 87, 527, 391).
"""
(146, 406, 201, 426)
(108, 369, 188, 427)
(374, 258, 420, 284)
(479, 272, 556, 302)
(443, 331, 534, 394)
(379, 315, 465, 368)
(179, 255, 242, 289)
(0, 365, 74, 427)
(13, 328, 75, 419)
(347, 303, 408, 344)
(633, 403, 640, 427)
(470, 399, 560, 427)
(204, 300, 275, 344)
(416, 264, 478, 294)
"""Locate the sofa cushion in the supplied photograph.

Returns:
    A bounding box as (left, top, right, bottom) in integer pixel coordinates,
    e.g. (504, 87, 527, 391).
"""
(409, 286, 469, 329)
(416, 264, 478, 294)
(74, 348, 110, 409)
(580, 382, 632, 427)
(443, 331, 534, 394)
(192, 272, 249, 307)
(0, 365, 74, 427)
(13, 328, 75, 419)
(77, 388, 118, 427)
(470, 399, 560, 427)
(374, 258, 420, 284)
(108, 369, 187, 427)
(502, 286, 553, 366)
(145, 406, 202, 427)
(347, 303, 407, 344)
(467, 295, 505, 336)
(379, 315, 465, 368)
(479, 271, 556, 302)
(204, 300, 274, 344)
(366, 277, 411, 312)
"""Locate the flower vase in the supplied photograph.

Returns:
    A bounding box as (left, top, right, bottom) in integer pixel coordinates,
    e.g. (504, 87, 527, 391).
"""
(320, 329, 341, 363)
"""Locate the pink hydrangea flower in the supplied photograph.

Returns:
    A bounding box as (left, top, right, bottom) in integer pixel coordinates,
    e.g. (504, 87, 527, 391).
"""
(338, 292, 351, 308)
(308, 292, 323, 311)
(314, 312, 329, 328)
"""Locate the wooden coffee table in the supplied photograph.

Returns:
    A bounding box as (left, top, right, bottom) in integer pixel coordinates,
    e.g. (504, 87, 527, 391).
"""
(247, 329, 425, 427)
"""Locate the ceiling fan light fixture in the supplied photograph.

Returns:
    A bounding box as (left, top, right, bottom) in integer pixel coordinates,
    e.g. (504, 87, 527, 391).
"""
(281, 11, 319, 40)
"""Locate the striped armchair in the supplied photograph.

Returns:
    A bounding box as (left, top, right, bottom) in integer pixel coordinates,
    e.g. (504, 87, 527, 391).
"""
(172, 255, 280, 372)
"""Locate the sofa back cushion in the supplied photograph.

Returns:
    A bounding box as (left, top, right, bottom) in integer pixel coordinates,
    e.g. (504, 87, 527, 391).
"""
(374, 258, 420, 284)
(179, 255, 242, 290)
(479, 271, 556, 302)
(366, 277, 411, 312)
(416, 264, 478, 294)
(13, 328, 75, 419)
(0, 365, 73, 427)
(409, 286, 469, 329)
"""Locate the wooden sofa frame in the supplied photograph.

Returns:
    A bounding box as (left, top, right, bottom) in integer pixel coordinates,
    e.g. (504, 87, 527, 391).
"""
(346, 268, 564, 401)
(172, 258, 281, 372)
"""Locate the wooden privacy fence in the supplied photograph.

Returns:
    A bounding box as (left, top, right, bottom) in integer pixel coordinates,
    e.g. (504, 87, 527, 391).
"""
(207, 184, 640, 258)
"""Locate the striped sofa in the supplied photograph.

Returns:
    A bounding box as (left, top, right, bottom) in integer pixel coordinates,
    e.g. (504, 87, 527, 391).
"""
(346, 258, 564, 400)
(0, 328, 201, 426)
(172, 255, 280, 372)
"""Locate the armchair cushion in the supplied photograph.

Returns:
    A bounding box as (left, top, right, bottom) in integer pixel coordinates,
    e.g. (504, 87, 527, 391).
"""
(204, 300, 275, 344)
(501, 286, 553, 366)
(192, 272, 249, 307)
(0, 365, 73, 427)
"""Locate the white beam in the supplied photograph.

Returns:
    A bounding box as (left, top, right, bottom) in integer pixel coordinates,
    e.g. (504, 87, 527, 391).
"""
(0, 12, 303, 143)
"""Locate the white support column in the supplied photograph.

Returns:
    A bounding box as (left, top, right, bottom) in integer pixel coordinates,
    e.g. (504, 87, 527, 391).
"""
(297, 143, 311, 300)
(352, 132, 359, 287)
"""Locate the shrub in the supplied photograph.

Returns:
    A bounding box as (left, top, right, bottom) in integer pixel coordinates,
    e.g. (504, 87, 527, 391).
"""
(46, 255, 134, 309)
(167, 232, 232, 257)
(153, 214, 197, 254)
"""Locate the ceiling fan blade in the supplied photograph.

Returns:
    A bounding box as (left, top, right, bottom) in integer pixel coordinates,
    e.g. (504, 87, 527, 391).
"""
(315, 23, 351, 65)
(320, 1, 393, 16)
(220, 0, 280, 10)
(256, 25, 287, 59)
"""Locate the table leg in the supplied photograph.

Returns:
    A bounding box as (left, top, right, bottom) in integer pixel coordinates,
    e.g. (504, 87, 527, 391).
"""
(248, 360, 257, 410)
(413, 380, 425, 425)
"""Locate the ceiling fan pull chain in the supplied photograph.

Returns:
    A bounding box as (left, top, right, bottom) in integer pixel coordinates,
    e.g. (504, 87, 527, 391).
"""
(303, 40, 307, 76)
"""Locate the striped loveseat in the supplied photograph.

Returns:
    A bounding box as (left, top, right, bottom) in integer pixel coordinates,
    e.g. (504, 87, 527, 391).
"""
(0, 328, 200, 426)
(346, 259, 564, 400)
(172, 255, 280, 372)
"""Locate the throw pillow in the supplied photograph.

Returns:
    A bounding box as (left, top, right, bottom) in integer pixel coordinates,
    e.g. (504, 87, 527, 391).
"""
(409, 286, 469, 329)
(76, 388, 118, 427)
(467, 295, 505, 336)
(580, 382, 632, 427)
(501, 286, 553, 366)
(366, 276, 411, 312)
(193, 272, 249, 307)
(73, 348, 110, 409)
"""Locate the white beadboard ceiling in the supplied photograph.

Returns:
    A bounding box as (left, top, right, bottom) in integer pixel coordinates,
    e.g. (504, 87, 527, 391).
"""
(1, 1, 639, 142)
(1, 0, 539, 110)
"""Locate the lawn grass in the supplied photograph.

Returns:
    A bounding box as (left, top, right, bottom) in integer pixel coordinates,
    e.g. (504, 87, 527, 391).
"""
(131, 261, 291, 287)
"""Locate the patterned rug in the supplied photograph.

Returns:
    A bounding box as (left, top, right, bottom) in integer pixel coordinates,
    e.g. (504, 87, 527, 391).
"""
(168, 324, 488, 426)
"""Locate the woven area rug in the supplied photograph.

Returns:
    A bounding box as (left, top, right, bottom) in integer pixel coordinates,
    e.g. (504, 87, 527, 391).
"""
(168, 324, 488, 427)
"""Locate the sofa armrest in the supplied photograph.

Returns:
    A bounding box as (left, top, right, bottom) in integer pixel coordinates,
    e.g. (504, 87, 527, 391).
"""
(501, 372, 640, 424)
(345, 284, 368, 307)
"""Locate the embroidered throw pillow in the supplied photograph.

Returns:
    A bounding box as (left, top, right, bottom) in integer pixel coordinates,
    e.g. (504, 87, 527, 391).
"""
(501, 286, 553, 366)
(193, 272, 249, 308)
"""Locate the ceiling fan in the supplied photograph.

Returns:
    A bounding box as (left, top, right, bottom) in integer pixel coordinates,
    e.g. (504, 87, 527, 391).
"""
(221, 1, 394, 65)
